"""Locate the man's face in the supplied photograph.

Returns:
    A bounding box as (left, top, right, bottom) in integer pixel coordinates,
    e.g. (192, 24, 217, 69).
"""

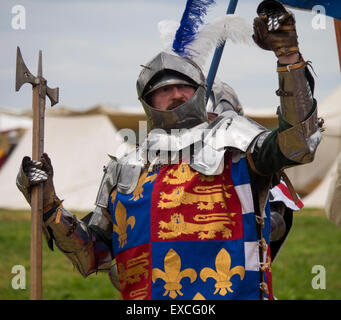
(150, 84, 196, 111)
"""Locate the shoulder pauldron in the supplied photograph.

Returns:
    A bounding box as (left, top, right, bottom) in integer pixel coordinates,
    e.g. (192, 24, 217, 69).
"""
(95, 157, 121, 208)
(204, 110, 268, 152)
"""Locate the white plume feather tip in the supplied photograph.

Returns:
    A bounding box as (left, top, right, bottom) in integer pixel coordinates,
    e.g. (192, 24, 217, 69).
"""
(158, 14, 254, 69)
(158, 20, 179, 53)
(188, 14, 254, 67)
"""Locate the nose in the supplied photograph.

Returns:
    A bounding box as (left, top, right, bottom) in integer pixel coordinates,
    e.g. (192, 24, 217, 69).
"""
(171, 86, 184, 99)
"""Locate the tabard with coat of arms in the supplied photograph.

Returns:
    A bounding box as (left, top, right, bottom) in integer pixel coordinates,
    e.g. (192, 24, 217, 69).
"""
(108, 151, 273, 300)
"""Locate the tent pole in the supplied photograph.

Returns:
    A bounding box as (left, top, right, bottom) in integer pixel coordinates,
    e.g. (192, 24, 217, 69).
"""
(334, 18, 341, 72)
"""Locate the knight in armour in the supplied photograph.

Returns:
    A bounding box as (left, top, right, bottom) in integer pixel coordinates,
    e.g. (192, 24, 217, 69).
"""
(16, 1, 322, 299)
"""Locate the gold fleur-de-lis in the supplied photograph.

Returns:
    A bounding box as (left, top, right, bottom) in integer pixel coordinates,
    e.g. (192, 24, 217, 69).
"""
(152, 249, 197, 299)
(113, 200, 135, 248)
(200, 248, 245, 296)
(193, 292, 206, 300)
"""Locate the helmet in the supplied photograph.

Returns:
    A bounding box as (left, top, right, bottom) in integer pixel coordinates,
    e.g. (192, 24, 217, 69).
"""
(143, 71, 196, 97)
(136, 52, 208, 131)
(206, 79, 244, 116)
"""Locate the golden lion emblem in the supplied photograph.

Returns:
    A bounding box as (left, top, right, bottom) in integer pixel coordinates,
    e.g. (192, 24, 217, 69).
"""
(130, 170, 157, 201)
(162, 163, 217, 185)
(118, 252, 150, 288)
(158, 213, 236, 240)
(158, 185, 232, 210)
(162, 163, 198, 185)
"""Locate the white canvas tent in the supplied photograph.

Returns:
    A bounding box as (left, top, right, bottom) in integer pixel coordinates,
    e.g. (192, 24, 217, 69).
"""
(324, 152, 341, 227)
(300, 101, 341, 208)
(0, 113, 32, 132)
(302, 155, 338, 208)
(314, 85, 341, 119)
(0, 114, 128, 211)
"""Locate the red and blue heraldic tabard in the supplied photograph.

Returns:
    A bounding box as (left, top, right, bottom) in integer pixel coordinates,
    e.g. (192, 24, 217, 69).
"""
(108, 151, 273, 300)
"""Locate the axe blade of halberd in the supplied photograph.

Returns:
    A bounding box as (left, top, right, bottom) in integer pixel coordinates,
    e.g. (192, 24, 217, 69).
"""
(46, 86, 59, 106)
(15, 46, 59, 106)
(15, 46, 36, 92)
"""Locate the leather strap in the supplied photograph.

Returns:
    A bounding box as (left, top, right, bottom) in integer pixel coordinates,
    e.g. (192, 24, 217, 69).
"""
(278, 25, 296, 31)
(246, 149, 267, 177)
(43, 200, 63, 223)
(275, 46, 299, 57)
(277, 60, 307, 72)
(43, 197, 63, 213)
(55, 203, 64, 224)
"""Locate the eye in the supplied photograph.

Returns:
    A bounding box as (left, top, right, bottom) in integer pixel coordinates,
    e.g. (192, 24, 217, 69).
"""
(161, 86, 171, 93)
(181, 85, 196, 93)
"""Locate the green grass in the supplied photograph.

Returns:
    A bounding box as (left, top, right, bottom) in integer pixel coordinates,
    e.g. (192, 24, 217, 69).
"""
(271, 208, 341, 300)
(0, 209, 120, 300)
(0, 208, 340, 300)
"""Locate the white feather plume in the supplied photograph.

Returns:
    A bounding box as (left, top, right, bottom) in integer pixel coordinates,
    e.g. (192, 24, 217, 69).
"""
(158, 14, 254, 68)
(158, 20, 180, 52)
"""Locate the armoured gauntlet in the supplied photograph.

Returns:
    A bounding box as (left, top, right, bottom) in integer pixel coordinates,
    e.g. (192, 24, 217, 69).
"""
(16, 153, 62, 212)
(16, 153, 113, 277)
(253, 0, 299, 57)
(253, 0, 321, 164)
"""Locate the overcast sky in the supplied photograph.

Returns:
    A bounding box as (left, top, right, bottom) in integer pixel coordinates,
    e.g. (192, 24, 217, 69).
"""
(0, 0, 340, 113)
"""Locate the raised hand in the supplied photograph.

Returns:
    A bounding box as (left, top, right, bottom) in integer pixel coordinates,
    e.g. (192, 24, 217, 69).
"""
(252, 0, 299, 58)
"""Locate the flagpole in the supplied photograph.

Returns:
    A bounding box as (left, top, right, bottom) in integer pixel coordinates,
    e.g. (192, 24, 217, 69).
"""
(206, 0, 239, 101)
(334, 18, 341, 72)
